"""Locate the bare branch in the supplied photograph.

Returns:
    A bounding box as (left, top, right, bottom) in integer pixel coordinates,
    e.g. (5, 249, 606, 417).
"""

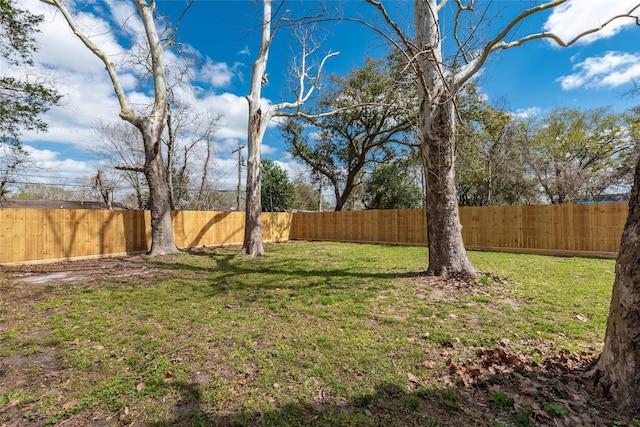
(134, 0, 169, 125)
(39, 0, 138, 125)
(272, 50, 340, 115)
(454, 1, 640, 90)
(162, 0, 195, 48)
(115, 165, 144, 173)
(452, 0, 475, 64)
(436, 0, 449, 13)
(363, 0, 432, 104)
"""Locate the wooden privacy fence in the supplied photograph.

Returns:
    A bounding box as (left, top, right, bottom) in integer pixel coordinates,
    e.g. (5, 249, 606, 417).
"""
(292, 202, 629, 258)
(0, 209, 292, 265)
(0, 202, 628, 264)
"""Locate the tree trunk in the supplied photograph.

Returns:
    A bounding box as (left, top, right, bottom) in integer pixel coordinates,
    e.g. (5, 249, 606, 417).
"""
(588, 155, 640, 412)
(242, 106, 265, 257)
(414, 0, 477, 277)
(421, 99, 477, 277)
(141, 117, 178, 256)
(241, 0, 272, 257)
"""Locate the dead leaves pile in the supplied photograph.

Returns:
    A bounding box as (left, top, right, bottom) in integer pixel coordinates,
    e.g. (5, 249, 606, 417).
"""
(441, 346, 635, 426)
(444, 347, 596, 387)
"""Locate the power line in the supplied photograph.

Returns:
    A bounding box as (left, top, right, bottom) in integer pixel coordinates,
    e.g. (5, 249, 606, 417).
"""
(9, 180, 92, 187)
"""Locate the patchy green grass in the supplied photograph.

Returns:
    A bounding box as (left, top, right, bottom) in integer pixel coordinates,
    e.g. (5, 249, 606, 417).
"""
(0, 242, 625, 425)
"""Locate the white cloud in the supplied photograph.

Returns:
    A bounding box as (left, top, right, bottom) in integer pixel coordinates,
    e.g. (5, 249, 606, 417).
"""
(238, 46, 251, 56)
(514, 107, 541, 118)
(544, 0, 640, 44)
(197, 59, 238, 88)
(557, 51, 640, 89)
(19, 146, 99, 185)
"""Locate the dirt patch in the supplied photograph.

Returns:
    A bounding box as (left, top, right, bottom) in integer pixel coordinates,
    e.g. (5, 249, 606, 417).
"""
(3, 255, 163, 288)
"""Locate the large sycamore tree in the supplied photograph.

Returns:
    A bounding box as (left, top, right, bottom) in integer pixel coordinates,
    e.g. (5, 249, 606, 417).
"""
(40, 0, 178, 255)
(366, 0, 640, 277)
(243, 0, 336, 256)
(590, 145, 640, 412)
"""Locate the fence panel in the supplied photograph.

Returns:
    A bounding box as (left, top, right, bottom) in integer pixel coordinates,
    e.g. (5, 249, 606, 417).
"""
(291, 203, 627, 257)
(0, 203, 627, 265)
(0, 209, 293, 265)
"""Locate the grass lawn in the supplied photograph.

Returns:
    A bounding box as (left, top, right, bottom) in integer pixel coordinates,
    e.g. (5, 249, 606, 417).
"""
(0, 241, 634, 426)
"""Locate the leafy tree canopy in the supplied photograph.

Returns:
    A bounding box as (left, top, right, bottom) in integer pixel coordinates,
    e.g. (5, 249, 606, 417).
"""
(261, 159, 295, 212)
(364, 161, 423, 210)
(0, 0, 60, 144)
(284, 53, 417, 211)
(522, 106, 640, 204)
(455, 83, 538, 206)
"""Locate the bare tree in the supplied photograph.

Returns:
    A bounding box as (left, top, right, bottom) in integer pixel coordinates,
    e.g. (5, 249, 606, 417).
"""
(365, 0, 640, 276)
(93, 120, 147, 209)
(94, 107, 220, 211)
(164, 103, 220, 210)
(243, 0, 337, 256)
(94, 170, 115, 209)
(40, 0, 178, 255)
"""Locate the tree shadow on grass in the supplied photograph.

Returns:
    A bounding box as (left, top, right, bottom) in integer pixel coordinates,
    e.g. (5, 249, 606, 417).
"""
(147, 381, 474, 427)
(149, 248, 429, 296)
(145, 364, 633, 427)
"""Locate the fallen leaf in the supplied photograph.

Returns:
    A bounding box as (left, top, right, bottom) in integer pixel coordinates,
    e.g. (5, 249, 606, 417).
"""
(446, 359, 459, 374)
(70, 338, 80, 346)
(94, 345, 104, 350)
(575, 313, 588, 322)
(164, 372, 174, 383)
(136, 382, 146, 392)
(520, 386, 538, 396)
(422, 360, 435, 369)
(407, 372, 421, 384)
(62, 399, 81, 411)
(497, 347, 508, 362)
(466, 366, 482, 378)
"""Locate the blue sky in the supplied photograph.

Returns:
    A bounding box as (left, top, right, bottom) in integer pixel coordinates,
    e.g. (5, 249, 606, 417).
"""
(9, 0, 640, 195)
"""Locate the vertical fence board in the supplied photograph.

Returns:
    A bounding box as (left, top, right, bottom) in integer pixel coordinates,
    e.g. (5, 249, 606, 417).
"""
(1, 209, 15, 263)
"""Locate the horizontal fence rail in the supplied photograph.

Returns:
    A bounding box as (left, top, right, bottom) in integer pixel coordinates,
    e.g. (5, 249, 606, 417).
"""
(0, 202, 628, 265)
(0, 209, 292, 265)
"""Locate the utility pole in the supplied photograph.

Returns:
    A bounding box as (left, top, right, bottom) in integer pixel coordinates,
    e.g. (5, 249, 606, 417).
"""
(232, 145, 245, 211)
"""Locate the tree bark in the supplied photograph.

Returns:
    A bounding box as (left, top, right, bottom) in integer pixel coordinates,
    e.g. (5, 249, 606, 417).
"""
(241, 0, 272, 257)
(420, 95, 477, 277)
(141, 115, 178, 256)
(414, 0, 477, 277)
(136, 0, 178, 256)
(588, 154, 640, 412)
(242, 106, 265, 257)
